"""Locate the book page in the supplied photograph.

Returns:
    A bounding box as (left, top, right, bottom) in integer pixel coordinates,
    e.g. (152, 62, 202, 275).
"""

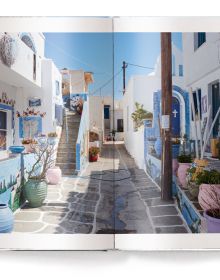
(114, 16, 220, 250)
(0, 17, 115, 250)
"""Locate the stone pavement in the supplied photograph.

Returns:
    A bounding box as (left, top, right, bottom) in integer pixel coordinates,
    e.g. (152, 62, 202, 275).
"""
(13, 143, 189, 234)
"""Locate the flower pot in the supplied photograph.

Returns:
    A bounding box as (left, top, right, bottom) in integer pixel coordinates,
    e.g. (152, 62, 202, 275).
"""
(24, 179, 48, 208)
(204, 210, 220, 233)
(89, 154, 98, 162)
(198, 184, 220, 211)
(9, 146, 25, 154)
(46, 167, 62, 185)
(23, 144, 35, 153)
(154, 138, 162, 157)
(177, 163, 191, 188)
(0, 203, 14, 233)
(172, 144, 180, 158)
(172, 159, 179, 174)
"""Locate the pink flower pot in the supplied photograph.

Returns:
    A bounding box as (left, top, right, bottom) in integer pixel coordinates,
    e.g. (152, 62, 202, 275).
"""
(177, 163, 191, 188)
(198, 184, 220, 211)
(46, 166, 62, 185)
(172, 159, 179, 174)
(23, 144, 34, 153)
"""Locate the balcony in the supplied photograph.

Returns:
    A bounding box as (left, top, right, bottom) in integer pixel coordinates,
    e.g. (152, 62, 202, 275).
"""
(0, 33, 41, 88)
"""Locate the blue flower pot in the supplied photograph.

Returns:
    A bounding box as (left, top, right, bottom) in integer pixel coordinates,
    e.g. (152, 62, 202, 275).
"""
(154, 138, 162, 157)
(9, 146, 25, 154)
(0, 204, 14, 233)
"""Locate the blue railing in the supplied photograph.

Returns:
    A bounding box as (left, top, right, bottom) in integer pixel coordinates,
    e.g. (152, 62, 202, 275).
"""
(76, 101, 89, 172)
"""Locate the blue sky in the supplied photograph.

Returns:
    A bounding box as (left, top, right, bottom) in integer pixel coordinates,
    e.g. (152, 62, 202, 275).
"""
(44, 32, 182, 100)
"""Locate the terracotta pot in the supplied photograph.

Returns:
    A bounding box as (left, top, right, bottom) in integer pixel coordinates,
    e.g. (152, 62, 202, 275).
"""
(46, 167, 62, 185)
(89, 154, 98, 162)
(177, 163, 191, 188)
(172, 159, 179, 174)
(204, 210, 220, 233)
(23, 144, 34, 153)
(198, 184, 220, 211)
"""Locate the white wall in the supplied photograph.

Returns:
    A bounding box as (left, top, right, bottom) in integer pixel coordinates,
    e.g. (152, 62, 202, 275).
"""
(123, 43, 184, 167)
(69, 70, 86, 93)
(183, 32, 220, 87)
(14, 59, 62, 144)
(0, 33, 42, 87)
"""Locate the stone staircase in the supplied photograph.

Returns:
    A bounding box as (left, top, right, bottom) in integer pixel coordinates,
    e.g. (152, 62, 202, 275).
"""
(56, 110, 81, 175)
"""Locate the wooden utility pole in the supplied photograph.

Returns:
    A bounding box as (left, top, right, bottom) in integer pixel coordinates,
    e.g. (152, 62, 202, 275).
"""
(161, 33, 172, 201)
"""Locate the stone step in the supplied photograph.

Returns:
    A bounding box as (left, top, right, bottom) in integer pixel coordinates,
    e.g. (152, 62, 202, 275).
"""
(56, 154, 76, 163)
(56, 162, 76, 169)
(61, 169, 76, 175)
(57, 145, 76, 150)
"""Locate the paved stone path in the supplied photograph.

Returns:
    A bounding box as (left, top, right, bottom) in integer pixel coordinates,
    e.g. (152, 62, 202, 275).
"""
(13, 143, 189, 234)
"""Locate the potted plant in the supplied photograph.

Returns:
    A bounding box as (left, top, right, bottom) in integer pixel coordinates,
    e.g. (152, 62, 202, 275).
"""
(22, 138, 38, 153)
(198, 183, 220, 233)
(177, 153, 192, 188)
(197, 169, 220, 211)
(47, 132, 58, 145)
(24, 140, 56, 207)
(131, 102, 153, 131)
(89, 147, 100, 162)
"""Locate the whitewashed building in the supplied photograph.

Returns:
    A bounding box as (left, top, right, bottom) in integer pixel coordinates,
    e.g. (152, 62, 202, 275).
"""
(182, 32, 220, 151)
(89, 96, 124, 142)
(0, 32, 63, 159)
(123, 43, 187, 169)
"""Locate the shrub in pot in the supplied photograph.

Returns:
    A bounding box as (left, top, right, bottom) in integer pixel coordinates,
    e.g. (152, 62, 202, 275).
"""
(177, 153, 192, 188)
(197, 170, 220, 210)
(0, 203, 14, 233)
(22, 138, 37, 153)
(197, 180, 220, 233)
(47, 132, 58, 145)
(24, 139, 56, 207)
(89, 147, 100, 162)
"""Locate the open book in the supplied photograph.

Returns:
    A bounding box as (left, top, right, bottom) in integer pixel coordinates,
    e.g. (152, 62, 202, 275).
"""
(1, 17, 220, 250)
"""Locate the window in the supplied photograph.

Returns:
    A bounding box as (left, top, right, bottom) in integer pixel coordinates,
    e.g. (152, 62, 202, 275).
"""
(194, 32, 206, 50)
(179, 64, 183, 77)
(191, 89, 202, 120)
(0, 110, 7, 151)
(117, 119, 124, 132)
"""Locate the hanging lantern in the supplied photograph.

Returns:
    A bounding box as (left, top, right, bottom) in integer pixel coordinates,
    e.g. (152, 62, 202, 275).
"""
(0, 33, 18, 67)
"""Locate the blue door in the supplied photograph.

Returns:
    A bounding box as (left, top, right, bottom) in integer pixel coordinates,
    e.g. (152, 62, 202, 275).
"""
(172, 97, 180, 137)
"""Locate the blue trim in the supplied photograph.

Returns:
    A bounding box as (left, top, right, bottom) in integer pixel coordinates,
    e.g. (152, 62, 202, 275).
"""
(20, 32, 36, 53)
(76, 143, 81, 171)
(0, 103, 13, 111)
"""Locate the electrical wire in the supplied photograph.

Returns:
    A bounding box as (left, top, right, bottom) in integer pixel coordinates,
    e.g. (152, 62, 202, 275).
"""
(90, 69, 122, 96)
(126, 62, 154, 70)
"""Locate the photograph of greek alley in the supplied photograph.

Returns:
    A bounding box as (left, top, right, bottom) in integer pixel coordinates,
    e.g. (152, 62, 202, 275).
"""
(1, 30, 220, 234)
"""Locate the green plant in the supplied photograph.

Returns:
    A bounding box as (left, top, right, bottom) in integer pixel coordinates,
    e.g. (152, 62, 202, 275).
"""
(89, 147, 100, 156)
(48, 132, 58, 137)
(177, 153, 192, 163)
(131, 102, 153, 129)
(195, 169, 220, 185)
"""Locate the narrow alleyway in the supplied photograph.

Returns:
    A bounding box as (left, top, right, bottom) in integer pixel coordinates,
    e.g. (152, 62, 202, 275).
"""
(13, 143, 189, 234)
